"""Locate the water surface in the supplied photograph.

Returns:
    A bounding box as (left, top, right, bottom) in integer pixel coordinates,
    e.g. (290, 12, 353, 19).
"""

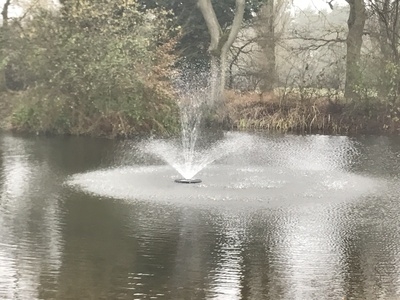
(0, 133, 399, 299)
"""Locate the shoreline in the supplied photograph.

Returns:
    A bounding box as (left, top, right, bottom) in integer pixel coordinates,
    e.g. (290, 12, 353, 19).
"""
(2, 91, 400, 138)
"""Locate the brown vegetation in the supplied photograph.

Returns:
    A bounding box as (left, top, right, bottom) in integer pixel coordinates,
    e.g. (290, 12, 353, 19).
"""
(217, 90, 400, 135)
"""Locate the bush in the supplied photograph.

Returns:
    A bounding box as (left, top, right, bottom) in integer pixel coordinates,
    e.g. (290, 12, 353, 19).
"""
(7, 0, 180, 136)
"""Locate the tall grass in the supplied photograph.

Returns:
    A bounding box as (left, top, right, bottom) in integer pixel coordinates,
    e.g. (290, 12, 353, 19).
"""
(217, 90, 398, 134)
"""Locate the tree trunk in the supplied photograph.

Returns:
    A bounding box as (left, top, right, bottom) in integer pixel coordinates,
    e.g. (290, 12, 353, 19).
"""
(257, 0, 276, 93)
(197, 0, 245, 105)
(1, 0, 11, 28)
(344, 0, 366, 100)
(377, 0, 392, 61)
(209, 55, 220, 106)
(0, 0, 11, 92)
(390, 0, 400, 63)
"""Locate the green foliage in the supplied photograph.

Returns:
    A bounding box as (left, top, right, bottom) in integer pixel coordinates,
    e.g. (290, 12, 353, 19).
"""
(347, 59, 400, 131)
(382, 62, 400, 102)
(12, 89, 72, 134)
(7, 0, 181, 136)
(381, 62, 400, 126)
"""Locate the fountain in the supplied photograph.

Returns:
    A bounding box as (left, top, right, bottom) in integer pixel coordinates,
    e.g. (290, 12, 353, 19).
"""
(66, 77, 381, 207)
(141, 132, 254, 184)
(140, 75, 252, 184)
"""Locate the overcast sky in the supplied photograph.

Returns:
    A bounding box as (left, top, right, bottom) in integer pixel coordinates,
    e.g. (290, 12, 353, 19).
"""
(292, 0, 348, 11)
(1, 0, 350, 19)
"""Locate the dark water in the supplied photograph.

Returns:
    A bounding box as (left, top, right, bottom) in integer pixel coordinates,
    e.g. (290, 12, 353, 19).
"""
(0, 133, 400, 300)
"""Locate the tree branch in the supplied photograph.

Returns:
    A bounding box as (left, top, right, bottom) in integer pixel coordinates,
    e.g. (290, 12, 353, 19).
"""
(221, 0, 246, 53)
(197, 0, 222, 51)
(2, 0, 12, 27)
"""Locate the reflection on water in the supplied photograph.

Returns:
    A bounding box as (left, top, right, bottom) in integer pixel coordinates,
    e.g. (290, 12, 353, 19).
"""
(0, 133, 400, 299)
(0, 136, 64, 300)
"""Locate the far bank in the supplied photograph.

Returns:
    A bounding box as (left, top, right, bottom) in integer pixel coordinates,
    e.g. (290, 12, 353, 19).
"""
(2, 89, 400, 138)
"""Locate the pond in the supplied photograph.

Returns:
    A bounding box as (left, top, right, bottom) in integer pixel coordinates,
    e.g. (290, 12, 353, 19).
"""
(0, 132, 399, 299)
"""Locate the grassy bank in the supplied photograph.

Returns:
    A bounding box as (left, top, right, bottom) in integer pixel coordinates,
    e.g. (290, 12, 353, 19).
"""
(216, 90, 400, 135)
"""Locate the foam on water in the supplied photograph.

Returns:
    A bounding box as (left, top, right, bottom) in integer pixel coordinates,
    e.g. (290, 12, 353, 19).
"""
(67, 164, 379, 208)
(67, 133, 381, 208)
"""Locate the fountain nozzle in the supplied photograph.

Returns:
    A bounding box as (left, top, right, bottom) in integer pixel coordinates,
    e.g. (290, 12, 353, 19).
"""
(175, 178, 202, 184)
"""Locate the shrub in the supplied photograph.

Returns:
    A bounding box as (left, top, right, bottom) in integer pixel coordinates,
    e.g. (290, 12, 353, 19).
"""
(7, 0, 180, 136)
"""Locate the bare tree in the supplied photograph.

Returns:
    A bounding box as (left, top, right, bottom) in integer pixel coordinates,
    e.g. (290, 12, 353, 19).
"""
(0, 0, 12, 91)
(1, 0, 12, 27)
(364, 0, 400, 101)
(276, 3, 348, 98)
(368, 0, 400, 62)
(256, 0, 276, 93)
(197, 0, 245, 104)
(344, 0, 367, 99)
(227, 0, 291, 93)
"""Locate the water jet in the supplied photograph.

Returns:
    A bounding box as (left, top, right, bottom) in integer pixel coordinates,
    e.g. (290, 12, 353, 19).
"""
(140, 75, 252, 183)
